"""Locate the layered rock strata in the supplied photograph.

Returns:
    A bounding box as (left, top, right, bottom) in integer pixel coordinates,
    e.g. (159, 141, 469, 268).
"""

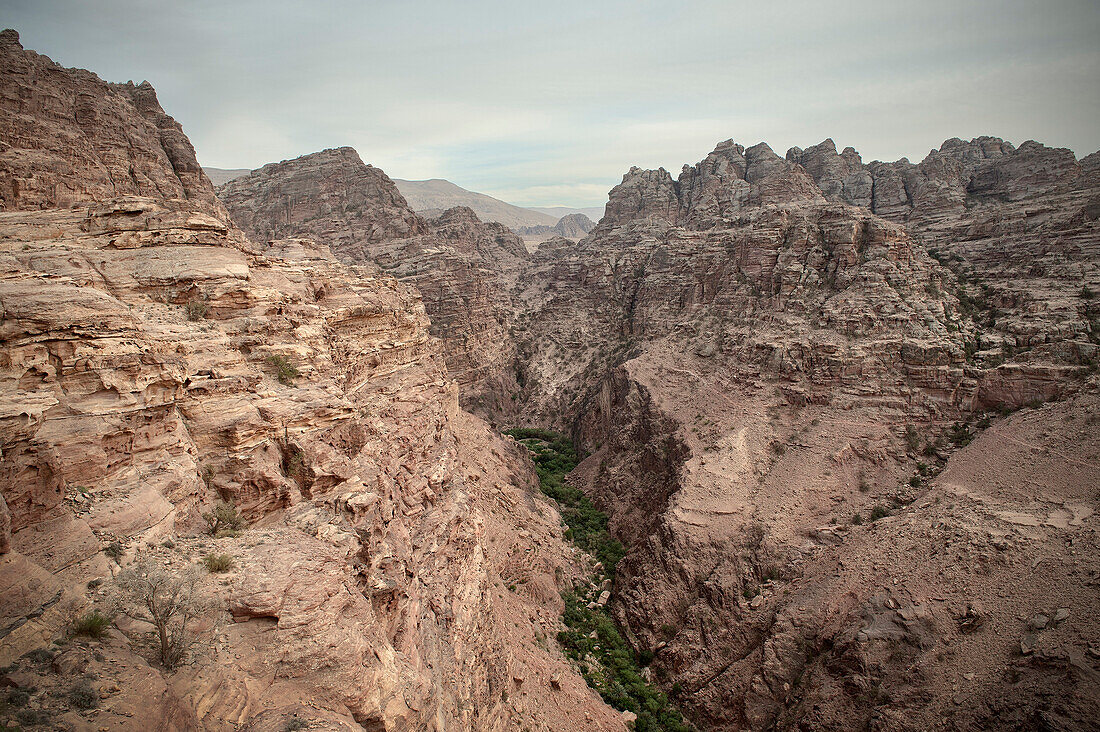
(218, 152, 529, 420)
(507, 138, 1099, 729)
(0, 31, 623, 732)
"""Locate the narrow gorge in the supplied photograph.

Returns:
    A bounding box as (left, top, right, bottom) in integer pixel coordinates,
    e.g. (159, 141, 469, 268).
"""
(1, 21, 1098, 732)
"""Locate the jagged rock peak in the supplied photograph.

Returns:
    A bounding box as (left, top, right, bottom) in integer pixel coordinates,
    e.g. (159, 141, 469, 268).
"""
(431, 204, 484, 225)
(0, 28, 221, 212)
(216, 145, 428, 255)
(603, 139, 824, 229)
(781, 134, 1094, 217)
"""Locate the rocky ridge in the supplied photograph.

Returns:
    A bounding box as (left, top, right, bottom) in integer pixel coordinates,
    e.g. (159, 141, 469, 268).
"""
(0, 31, 624, 732)
(219, 154, 531, 419)
(509, 137, 1100, 729)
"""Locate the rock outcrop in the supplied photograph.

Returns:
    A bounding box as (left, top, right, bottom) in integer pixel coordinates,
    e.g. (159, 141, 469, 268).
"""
(211, 122, 1099, 729)
(218, 154, 530, 420)
(0, 29, 219, 213)
(216, 147, 427, 259)
(6, 22, 1096, 730)
(0, 31, 623, 732)
(502, 137, 1099, 729)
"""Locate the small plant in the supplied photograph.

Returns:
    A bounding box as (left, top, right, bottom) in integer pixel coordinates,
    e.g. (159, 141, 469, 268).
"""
(284, 715, 308, 731)
(6, 689, 30, 707)
(185, 300, 209, 321)
(904, 425, 920, 452)
(68, 680, 99, 710)
(266, 354, 300, 385)
(1082, 286, 1096, 300)
(923, 435, 943, 457)
(869, 505, 890, 521)
(71, 610, 111, 639)
(908, 476, 921, 488)
(769, 440, 787, 456)
(202, 501, 243, 537)
(851, 513, 863, 526)
(948, 422, 972, 447)
(16, 709, 51, 727)
(103, 540, 123, 561)
(202, 553, 234, 573)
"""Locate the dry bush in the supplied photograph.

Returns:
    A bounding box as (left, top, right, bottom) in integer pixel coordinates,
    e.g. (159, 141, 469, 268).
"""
(202, 500, 243, 537)
(202, 552, 234, 573)
(115, 553, 209, 668)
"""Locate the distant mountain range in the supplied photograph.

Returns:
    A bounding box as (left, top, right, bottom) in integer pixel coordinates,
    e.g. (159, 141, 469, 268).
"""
(515, 213, 596, 239)
(526, 205, 605, 221)
(204, 167, 252, 186)
(391, 178, 558, 229)
(203, 167, 602, 230)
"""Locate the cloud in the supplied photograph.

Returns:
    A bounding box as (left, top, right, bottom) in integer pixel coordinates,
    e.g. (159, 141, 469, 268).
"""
(5, 0, 1099, 206)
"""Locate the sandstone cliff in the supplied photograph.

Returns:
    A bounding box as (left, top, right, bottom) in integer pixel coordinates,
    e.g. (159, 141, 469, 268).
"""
(505, 137, 1099, 729)
(214, 128, 1098, 729)
(218, 152, 530, 421)
(0, 31, 624, 732)
(8, 20, 1096, 729)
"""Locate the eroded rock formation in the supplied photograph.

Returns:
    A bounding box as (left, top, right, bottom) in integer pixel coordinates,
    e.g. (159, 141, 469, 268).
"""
(0, 31, 624, 732)
(214, 129, 1099, 729)
(517, 213, 596, 239)
(505, 137, 1100, 729)
(2, 21, 1098, 730)
(218, 152, 529, 420)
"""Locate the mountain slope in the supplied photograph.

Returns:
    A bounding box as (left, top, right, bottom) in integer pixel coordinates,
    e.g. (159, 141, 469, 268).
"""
(0, 30, 624, 732)
(394, 177, 557, 228)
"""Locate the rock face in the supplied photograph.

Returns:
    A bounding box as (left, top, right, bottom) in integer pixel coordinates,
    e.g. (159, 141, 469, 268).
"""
(788, 135, 1087, 222)
(218, 154, 530, 420)
(501, 137, 1099, 729)
(551, 213, 596, 238)
(0, 29, 219, 213)
(5, 23, 1097, 731)
(218, 129, 1097, 729)
(0, 32, 623, 732)
(216, 147, 428, 259)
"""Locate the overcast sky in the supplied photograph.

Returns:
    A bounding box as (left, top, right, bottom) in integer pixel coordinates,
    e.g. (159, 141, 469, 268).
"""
(4, 0, 1099, 207)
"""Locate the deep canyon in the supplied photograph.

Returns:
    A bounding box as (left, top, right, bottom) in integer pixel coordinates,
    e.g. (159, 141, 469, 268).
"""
(1, 28, 1098, 732)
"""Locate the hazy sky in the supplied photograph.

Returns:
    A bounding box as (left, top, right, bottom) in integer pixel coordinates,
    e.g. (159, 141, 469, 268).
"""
(4, 0, 1099, 207)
